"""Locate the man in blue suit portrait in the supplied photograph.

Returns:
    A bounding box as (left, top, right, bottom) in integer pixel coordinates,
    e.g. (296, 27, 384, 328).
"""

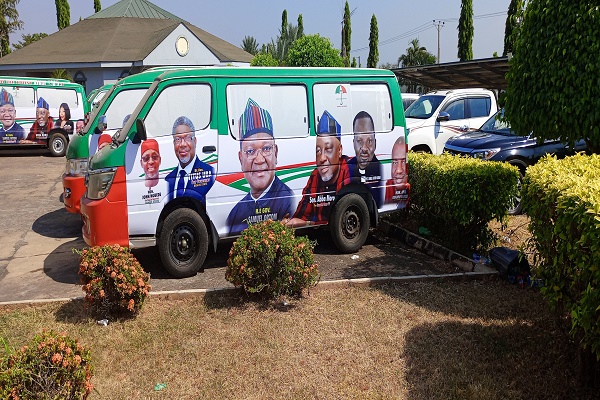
(165, 116, 215, 203)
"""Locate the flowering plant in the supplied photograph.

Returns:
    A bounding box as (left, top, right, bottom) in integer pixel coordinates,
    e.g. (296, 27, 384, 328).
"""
(0, 330, 93, 399)
(76, 244, 151, 318)
(226, 219, 320, 298)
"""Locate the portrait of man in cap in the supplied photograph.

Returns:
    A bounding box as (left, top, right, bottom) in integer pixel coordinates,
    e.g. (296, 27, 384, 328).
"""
(140, 138, 161, 188)
(0, 88, 25, 144)
(286, 110, 350, 227)
(226, 98, 294, 236)
(348, 111, 383, 207)
(384, 135, 409, 208)
(165, 115, 215, 203)
(22, 97, 54, 144)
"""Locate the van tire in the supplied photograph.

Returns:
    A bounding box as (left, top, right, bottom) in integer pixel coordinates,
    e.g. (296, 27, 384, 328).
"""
(330, 193, 370, 253)
(159, 208, 208, 278)
(49, 132, 67, 157)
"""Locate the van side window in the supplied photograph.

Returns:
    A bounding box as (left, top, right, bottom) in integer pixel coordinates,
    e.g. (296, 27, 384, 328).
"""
(468, 97, 492, 118)
(226, 84, 308, 140)
(38, 88, 79, 118)
(0, 86, 34, 109)
(313, 83, 393, 136)
(144, 84, 212, 139)
(102, 89, 146, 133)
(442, 99, 465, 120)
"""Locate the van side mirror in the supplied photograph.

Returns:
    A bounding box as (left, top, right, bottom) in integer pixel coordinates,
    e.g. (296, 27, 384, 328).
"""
(94, 115, 107, 134)
(132, 119, 147, 144)
(437, 112, 450, 122)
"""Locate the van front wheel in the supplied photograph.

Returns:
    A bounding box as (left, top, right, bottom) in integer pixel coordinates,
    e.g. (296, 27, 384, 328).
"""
(330, 193, 370, 253)
(159, 208, 208, 278)
(49, 133, 67, 157)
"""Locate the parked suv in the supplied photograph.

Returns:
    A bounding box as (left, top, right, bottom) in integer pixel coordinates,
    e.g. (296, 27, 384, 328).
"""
(405, 88, 498, 154)
(443, 108, 588, 214)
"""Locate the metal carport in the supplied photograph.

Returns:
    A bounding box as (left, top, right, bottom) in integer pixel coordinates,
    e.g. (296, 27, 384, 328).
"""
(391, 56, 509, 91)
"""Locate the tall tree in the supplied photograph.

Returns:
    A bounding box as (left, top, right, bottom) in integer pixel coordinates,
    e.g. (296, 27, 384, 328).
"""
(286, 34, 344, 67)
(12, 32, 48, 51)
(342, 1, 352, 67)
(503, 0, 523, 56)
(297, 14, 304, 38)
(94, 0, 101, 13)
(457, 0, 473, 61)
(367, 14, 378, 68)
(266, 22, 299, 64)
(506, 1, 600, 153)
(55, 0, 71, 30)
(280, 10, 288, 43)
(0, 0, 23, 57)
(241, 36, 259, 55)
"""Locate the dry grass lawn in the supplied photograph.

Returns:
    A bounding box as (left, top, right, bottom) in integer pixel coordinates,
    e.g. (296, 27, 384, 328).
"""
(1, 280, 595, 399)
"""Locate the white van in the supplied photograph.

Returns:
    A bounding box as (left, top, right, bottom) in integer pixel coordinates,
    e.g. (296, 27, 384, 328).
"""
(0, 76, 89, 156)
(404, 88, 498, 154)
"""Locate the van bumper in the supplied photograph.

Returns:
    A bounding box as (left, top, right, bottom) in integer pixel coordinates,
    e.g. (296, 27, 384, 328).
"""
(62, 174, 86, 214)
(80, 167, 129, 247)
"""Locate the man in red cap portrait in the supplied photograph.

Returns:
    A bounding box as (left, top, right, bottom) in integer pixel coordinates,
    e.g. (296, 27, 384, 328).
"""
(140, 138, 161, 188)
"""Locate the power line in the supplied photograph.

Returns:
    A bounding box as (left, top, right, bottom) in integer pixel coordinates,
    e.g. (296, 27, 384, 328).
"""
(352, 10, 507, 54)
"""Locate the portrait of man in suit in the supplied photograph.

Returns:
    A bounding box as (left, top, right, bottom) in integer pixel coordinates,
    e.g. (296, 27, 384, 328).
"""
(165, 116, 215, 203)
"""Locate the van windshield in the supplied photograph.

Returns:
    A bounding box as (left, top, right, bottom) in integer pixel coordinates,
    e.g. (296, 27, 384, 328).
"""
(404, 95, 445, 119)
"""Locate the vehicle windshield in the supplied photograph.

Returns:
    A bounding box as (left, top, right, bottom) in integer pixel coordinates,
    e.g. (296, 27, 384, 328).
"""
(478, 109, 515, 136)
(404, 95, 445, 119)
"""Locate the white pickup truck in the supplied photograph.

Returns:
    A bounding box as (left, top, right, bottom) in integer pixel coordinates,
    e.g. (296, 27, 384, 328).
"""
(404, 88, 499, 154)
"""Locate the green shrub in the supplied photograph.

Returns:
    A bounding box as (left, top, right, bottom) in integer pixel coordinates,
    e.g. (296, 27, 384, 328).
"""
(0, 330, 93, 399)
(523, 153, 600, 357)
(226, 220, 320, 298)
(76, 244, 151, 318)
(408, 151, 519, 252)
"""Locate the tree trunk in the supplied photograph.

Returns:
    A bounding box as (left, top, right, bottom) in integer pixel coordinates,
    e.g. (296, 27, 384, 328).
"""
(578, 345, 600, 388)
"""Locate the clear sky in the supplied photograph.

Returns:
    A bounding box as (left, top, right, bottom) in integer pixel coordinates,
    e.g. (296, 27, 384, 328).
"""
(11, 0, 511, 65)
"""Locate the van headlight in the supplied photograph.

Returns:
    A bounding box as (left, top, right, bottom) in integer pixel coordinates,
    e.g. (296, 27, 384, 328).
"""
(86, 167, 117, 200)
(65, 158, 89, 176)
(471, 148, 500, 160)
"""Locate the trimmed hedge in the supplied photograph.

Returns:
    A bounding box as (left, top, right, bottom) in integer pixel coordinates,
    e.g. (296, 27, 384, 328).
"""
(408, 152, 519, 251)
(522, 153, 600, 358)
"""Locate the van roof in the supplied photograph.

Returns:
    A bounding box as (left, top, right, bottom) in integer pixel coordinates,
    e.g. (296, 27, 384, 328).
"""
(424, 88, 493, 96)
(0, 75, 80, 88)
(153, 66, 397, 81)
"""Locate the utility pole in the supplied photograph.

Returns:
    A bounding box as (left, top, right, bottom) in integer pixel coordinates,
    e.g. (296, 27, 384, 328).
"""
(433, 20, 444, 64)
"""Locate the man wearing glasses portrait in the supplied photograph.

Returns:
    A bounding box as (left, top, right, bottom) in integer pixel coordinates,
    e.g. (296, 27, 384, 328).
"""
(226, 98, 293, 236)
(165, 116, 215, 202)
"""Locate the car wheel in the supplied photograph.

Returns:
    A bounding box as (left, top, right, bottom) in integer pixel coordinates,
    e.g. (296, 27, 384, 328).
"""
(508, 169, 524, 215)
(158, 208, 208, 278)
(49, 133, 67, 157)
(330, 193, 370, 253)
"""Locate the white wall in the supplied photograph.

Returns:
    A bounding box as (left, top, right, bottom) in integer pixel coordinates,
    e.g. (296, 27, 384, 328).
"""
(143, 24, 220, 66)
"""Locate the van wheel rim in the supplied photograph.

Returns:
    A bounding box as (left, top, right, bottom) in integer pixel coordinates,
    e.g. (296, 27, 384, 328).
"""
(53, 140, 64, 153)
(170, 224, 196, 262)
(342, 207, 360, 239)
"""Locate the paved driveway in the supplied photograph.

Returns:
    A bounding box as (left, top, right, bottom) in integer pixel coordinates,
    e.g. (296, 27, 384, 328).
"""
(0, 150, 463, 304)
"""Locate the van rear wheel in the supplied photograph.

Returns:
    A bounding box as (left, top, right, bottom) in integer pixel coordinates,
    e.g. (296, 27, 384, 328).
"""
(158, 208, 208, 278)
(330, 193, 370, 253)
(49, 132, 67, 157)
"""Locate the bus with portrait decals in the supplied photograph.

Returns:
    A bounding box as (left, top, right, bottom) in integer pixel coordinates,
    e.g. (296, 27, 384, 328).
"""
(0, 76, 89, 156)
(81, 67, 410, 277)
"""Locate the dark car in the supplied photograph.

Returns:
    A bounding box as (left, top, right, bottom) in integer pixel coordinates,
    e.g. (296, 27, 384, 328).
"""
(443, 109, 587, 214)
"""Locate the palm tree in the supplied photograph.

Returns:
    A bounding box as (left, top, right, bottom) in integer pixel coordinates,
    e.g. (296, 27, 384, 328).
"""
(397, 38, 436, 67)
(241, 36, 259, 55)
(397, 38, 436, 92)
